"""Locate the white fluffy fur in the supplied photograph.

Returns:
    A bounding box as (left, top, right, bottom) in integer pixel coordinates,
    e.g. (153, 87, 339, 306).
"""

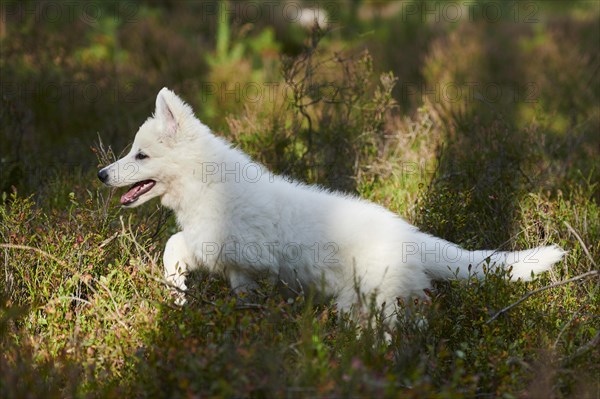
(99, 88, 566, 318)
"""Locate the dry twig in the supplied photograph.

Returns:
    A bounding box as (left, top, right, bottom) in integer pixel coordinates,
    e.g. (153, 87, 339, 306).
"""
(486, 270, 599, 324)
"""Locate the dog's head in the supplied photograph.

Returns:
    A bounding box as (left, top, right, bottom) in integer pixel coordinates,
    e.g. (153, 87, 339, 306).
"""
(97, 87, 202, 207)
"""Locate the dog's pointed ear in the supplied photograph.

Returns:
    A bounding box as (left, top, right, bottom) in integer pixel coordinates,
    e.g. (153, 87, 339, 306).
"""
(155, 87, 192, 138)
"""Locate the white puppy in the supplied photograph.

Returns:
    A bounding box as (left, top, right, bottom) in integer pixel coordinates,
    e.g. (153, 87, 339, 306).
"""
(98, 88, 565, 319)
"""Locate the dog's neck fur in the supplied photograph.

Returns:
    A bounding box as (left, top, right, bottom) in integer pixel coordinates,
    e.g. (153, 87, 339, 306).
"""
(160, 123, 256, 229)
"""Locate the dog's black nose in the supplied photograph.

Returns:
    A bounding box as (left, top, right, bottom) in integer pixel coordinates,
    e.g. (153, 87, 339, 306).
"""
(97, 169, 109, 183)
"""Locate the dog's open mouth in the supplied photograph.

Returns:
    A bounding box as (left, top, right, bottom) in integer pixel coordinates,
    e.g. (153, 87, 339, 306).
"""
(120, 180, 156, 205)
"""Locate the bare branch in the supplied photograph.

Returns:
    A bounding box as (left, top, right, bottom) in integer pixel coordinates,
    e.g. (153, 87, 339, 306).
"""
(564, 331, 600, 364)
(486, 270, 599, 324)
(0, 243, 69, 268)
(564, 221, 597, 267)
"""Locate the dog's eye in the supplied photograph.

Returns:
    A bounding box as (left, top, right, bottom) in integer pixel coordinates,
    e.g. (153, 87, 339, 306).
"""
(136, 152, 148, 160)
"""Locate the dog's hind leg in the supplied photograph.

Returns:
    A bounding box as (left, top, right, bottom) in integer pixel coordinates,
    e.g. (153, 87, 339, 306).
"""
(164, 232, 191, 305)
(228, 269, 260, 298)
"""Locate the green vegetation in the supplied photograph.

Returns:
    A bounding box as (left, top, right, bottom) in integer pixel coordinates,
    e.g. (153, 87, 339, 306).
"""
(1, 1, 598, 397)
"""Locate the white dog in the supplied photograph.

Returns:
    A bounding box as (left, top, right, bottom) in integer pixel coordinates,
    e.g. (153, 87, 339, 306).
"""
(98, 88, 565, 320)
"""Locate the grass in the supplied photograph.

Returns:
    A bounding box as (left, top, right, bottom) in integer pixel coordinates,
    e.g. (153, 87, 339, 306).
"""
(1, 1, 599, 398)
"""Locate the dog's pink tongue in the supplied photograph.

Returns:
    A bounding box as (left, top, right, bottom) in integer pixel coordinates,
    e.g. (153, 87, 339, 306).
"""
(120, 180, 156, 205)
(120, 185, 142, 205)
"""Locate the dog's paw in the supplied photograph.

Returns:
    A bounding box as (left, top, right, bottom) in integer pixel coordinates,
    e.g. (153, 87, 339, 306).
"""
(169, 289, 187, 306)
(174, 294, 187, 306)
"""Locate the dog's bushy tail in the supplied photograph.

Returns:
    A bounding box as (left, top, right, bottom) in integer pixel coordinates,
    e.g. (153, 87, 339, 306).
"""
(416, 233, 565, 281)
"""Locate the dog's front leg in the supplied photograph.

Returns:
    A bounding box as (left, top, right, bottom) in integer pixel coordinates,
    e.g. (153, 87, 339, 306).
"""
(163, 232, 191, 305)
(228, 269, 259, 299)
